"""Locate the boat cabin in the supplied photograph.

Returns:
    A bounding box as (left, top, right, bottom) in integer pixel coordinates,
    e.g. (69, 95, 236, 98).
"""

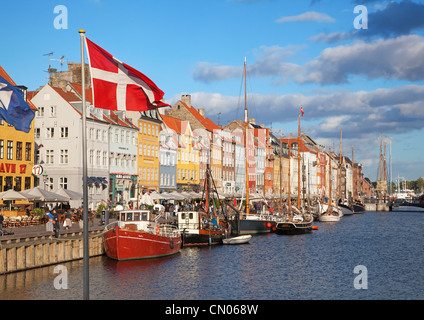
(118, 210, 155, 231)
(177, 211, 221, 232)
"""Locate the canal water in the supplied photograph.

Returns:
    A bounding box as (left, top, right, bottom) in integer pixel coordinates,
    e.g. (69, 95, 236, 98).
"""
(0, 210, 423, 300)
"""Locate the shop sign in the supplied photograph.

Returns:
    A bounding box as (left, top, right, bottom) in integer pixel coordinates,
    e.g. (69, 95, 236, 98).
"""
(0, 163, 27, 174)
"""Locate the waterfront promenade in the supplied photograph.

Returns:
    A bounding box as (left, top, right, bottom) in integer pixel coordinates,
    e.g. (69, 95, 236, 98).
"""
(0, 216, 108, 275)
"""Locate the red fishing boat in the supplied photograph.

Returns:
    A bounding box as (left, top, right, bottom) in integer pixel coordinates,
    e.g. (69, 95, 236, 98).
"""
(104, 210, 182, 261)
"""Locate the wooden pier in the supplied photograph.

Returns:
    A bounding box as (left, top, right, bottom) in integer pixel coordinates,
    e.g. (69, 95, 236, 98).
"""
(0, 228, 105, 275)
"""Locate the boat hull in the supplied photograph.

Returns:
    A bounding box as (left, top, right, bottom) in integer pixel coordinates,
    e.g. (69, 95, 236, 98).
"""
(231, 218, 277, 235)
(352, 203, 366, 214)
(339, 204, 354, 215)
(181, 229, 224, 246)
(223, 235, 252, 245)
(276, 221, 313, 235)
(104, 226, 182, 261)
(319, 214, 340, 222)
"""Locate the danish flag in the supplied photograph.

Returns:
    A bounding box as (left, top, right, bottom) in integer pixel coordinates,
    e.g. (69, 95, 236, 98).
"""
(85, 38, 170, 111)
(300, 106, 304, 116)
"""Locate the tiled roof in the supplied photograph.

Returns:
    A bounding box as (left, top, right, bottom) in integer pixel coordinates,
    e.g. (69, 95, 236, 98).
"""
(0, 65, 38, 111)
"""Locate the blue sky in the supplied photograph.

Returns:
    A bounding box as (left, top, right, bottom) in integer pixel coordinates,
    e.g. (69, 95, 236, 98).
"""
(1, 0, 424, 182)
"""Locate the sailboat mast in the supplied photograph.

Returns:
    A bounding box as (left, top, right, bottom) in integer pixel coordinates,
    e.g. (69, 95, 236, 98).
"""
(338, 130, 342, 199)
(352, 146, 355, 200)
(244, 58, 249, 215)
(297, 113, 301, 209)
(329, 147, 332, 207)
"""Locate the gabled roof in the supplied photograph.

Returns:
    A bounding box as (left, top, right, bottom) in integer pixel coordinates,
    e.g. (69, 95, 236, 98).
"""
(0, 65, 38, 111)
(176, 100, 221, 133)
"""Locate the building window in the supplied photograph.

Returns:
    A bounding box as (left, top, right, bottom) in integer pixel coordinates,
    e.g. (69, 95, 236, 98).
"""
(89, 150, 94, 165)
(59, 177, 68, 189)
(5, 177, 13, 191)
(103, 152, 107, 166)
(49, 105, 56, 117)
(46, 150, 54, 164)
(37, 107, 44, 117)
(14, 177, 22, 191)
(46, 127, 55, 138)
(60, 149, 68, 164)
(0, 139, 4, 159)
(25, 177, 31, 190)
(61, 127, 68, 138)
(7, 141, 13, 160)
(35, 128, 41, 138)
(45, 177, 53, 191)
(25, 143, 31, 161)
(16, 142, 22, 160)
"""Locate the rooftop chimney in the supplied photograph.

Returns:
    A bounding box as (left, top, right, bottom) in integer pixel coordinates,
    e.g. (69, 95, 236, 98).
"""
(181, 94, 191, 107)
(198, 108, 205, 117)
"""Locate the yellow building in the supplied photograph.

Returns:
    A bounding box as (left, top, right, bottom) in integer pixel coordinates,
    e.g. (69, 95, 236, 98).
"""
(0, 66, 36, 196)
(137, 110, 161, 192)
(161, 115, 199, 192)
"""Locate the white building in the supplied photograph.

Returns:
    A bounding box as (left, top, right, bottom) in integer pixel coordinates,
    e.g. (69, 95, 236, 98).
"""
(31, 84, 109, 209)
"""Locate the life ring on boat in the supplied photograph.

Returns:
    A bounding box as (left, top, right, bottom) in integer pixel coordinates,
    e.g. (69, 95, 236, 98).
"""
(155, 225, 160, 235)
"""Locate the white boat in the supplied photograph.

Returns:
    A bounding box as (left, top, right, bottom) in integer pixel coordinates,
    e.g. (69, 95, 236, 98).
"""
(319, 212, 340, 222)
(223, 235, 252, 245)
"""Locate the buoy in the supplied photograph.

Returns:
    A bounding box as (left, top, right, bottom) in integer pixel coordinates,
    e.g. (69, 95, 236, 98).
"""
(267, 222, 272, 228)
(312, 226, 319, 230)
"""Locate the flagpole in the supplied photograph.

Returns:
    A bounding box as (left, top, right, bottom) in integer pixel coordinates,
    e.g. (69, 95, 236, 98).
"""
(79, 29, 89, 300)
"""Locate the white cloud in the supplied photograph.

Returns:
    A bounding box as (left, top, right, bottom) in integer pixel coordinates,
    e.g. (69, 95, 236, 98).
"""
(276, 11, 335, 23)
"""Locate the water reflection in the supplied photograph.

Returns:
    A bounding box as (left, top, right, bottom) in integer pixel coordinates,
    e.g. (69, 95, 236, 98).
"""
(0, 211, 423, 300)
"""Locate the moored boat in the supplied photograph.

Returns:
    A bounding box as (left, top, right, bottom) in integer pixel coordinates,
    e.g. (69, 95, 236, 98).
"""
(104, 210, 181, 261)
(275, 213, 313, 235)
(351, 201, 366, 214)
(177, 211, 228, 246)
(223, 235, 252, 245)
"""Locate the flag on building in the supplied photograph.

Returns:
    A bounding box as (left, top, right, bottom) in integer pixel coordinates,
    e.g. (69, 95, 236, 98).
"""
(0, 75, 35, 133)
(85, 38, 170, 111)
(300, 106, 304, 116)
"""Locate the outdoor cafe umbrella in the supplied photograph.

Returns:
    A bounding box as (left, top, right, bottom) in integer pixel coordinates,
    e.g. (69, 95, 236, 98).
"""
(0, 189, 30, 210)
(54, 187, 83, 200)
(0, 189, 30, 201)
(20, 187, 69, 202)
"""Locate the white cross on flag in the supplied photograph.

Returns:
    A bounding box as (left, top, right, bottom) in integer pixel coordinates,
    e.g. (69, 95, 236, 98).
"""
(85, 38, 170, 111)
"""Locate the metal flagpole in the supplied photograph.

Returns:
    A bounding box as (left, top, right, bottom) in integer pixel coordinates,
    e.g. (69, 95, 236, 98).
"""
(79, 29, 89, 300)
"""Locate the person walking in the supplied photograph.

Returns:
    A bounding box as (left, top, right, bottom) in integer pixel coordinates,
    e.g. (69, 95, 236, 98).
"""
(64, 210, 72, 230)
(0, 211, 4, 234)
(52, 210, 60, 238)
(45, 211, 54, 233)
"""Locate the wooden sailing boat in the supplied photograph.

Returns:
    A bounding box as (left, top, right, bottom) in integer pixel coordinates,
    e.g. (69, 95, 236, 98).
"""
(276, 108, 314, 234)
(337, 130, 353, 215)
(319, 147, 341, 222)
(351, 146, 366, 214)
(229, 58, 280, 235)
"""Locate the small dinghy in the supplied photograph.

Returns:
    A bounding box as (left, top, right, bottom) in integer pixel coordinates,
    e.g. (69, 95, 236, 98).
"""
(222, 235, 252, 245)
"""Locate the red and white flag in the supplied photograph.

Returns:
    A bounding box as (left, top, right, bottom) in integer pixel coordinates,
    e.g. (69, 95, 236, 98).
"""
(300, 106, 304, 116)
(85, 38, 170, 111)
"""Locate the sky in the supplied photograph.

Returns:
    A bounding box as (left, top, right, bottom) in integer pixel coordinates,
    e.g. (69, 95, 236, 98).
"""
(1, 0, 424, 183)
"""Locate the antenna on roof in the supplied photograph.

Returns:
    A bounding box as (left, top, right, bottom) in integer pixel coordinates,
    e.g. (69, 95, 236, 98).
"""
(43, 52, 54, 71)
(51, 55, 67, 71)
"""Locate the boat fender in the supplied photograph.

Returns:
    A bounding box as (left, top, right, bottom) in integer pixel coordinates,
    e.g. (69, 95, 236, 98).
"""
(155, 224, 160, 235)
(266, 222, 272, 228)
(312, 226, 319, 230)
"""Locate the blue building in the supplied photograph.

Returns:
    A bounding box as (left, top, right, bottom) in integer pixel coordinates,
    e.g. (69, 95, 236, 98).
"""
(158, 121, 177, 192)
